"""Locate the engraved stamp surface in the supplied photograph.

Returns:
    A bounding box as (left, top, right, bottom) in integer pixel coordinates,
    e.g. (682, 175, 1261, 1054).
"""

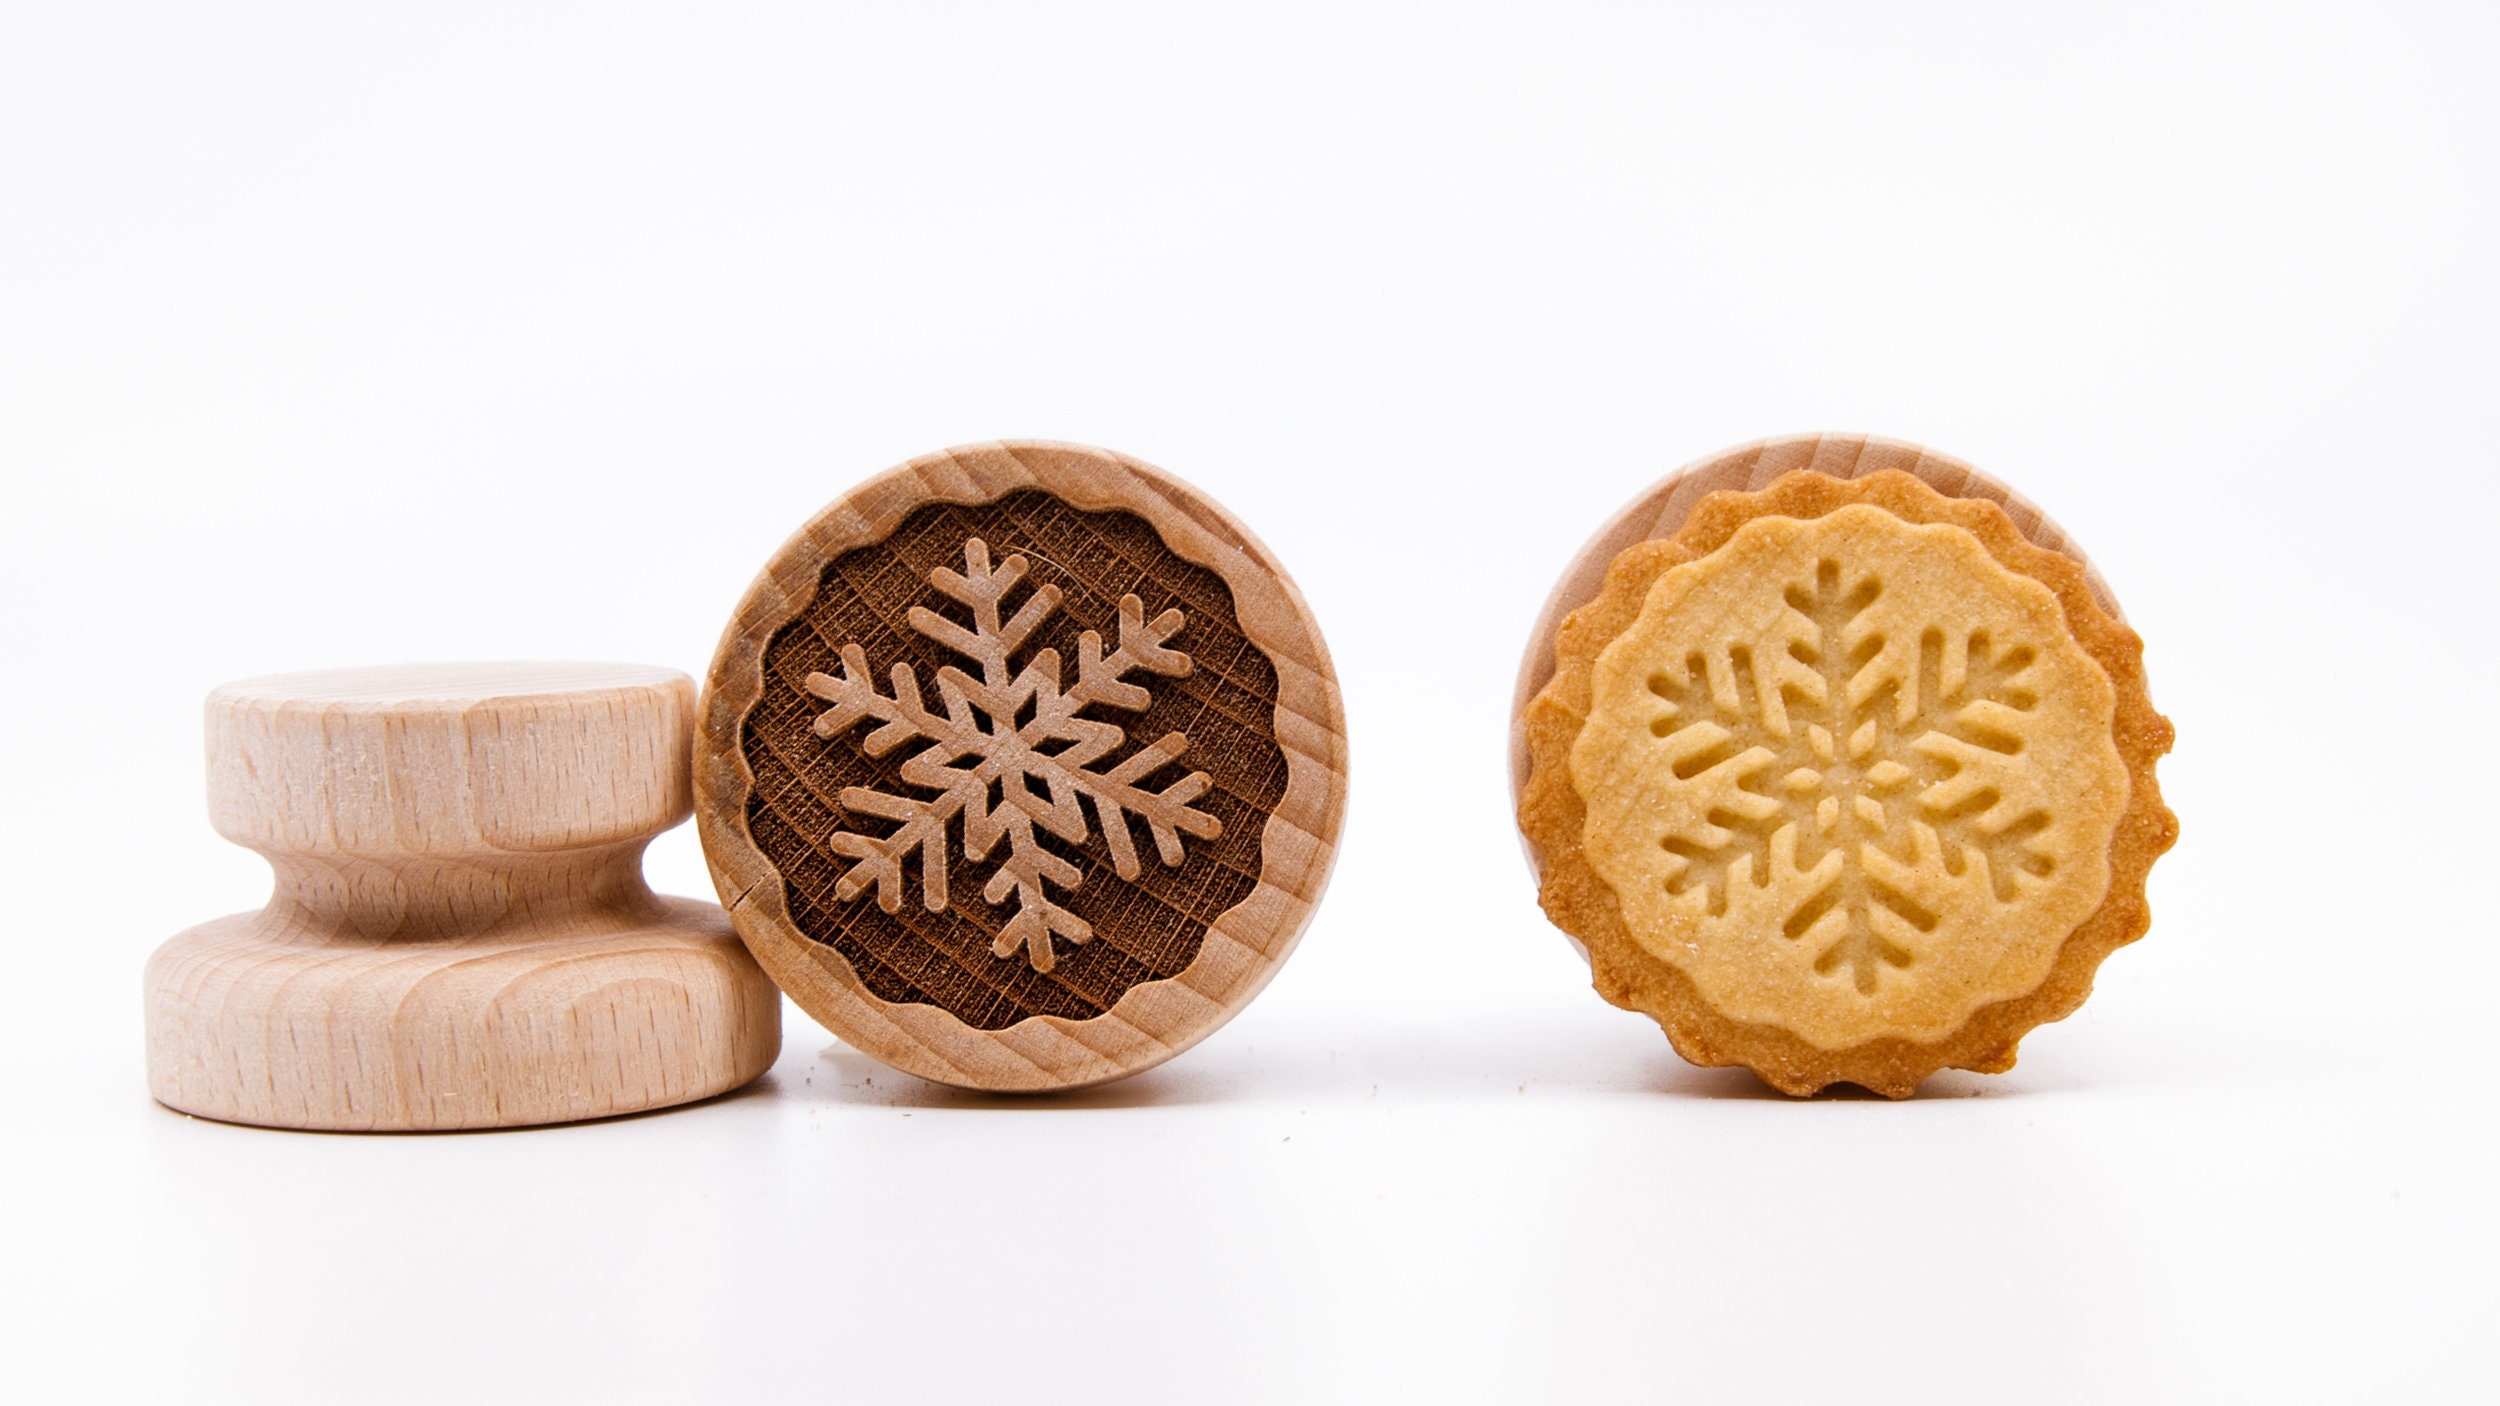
(740, 491, 1287, 1031)
(1570, 503, 2128, 1048)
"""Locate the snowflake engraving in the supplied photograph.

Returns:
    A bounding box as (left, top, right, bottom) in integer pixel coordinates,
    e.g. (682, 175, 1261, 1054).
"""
(803, 538, 1222, 973)
(1647, 558, 2056, 994)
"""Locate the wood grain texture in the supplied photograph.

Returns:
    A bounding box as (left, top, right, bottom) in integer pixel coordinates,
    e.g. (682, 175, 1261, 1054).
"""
(1508, 432, 2122, 823)
(743, 492, 1286, 1027)
(699, 441, 1349, 1093)
(145, 663, 781, 1131)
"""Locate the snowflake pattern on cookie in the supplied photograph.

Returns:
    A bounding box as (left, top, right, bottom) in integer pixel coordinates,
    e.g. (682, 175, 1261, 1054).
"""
(1639, 556, 2057, 993)
(1571, 502, 2130, 1048)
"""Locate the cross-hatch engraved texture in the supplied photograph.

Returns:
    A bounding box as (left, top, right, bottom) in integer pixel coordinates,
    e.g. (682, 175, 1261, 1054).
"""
(742, 492, 1286, 1030)
(802, 536, 1220, 974)
(1570, 505, 2128, 1049)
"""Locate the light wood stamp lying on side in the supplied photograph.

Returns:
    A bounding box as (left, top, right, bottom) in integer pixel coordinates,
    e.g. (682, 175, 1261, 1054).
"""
(700, 440, 1350, 1092)
(145, 663, 781, 1131)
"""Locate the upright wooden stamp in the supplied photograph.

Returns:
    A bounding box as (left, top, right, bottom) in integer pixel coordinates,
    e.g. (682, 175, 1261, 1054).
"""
(698, 440, 1349, 1092)
(145, 663, 781, 1130)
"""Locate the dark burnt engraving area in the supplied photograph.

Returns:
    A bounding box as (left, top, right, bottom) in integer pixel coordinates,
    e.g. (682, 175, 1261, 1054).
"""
(743, 491, 1287, 1029)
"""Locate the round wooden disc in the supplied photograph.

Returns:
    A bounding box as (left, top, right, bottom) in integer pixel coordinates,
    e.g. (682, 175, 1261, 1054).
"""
(697, 441, 1349, 1092)
(205, 661, 696, 855)
(1508, 432, 2123, 834)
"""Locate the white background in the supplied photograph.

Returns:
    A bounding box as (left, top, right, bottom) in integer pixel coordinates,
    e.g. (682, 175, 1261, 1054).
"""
(4, 3, 2494, 1401)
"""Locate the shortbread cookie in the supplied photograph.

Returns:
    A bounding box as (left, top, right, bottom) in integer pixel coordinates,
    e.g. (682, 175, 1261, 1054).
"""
(1518, 455, 2174, 1096)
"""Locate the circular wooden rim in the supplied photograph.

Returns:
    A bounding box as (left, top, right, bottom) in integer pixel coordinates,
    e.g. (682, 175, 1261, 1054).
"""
(1508, 432, 2121, 822)
(697, 440, 1349, 1091)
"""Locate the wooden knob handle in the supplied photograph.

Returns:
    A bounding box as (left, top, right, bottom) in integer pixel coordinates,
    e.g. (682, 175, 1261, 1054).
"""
(147, 662, 780, 1131)
(205, 661, 693, 857)
(199, 663, 696, 941)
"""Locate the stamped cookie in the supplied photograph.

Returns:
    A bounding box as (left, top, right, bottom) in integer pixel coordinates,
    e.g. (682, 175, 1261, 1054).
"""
(1516, 436, 2175, 1096)
(698, 441, 1348, 1092)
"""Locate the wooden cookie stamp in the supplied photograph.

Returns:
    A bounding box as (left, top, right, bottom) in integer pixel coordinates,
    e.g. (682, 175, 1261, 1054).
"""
(145, 663, 781, 1130)
(699, 440, 1348, 1092)
(1514, 435, 2177, 1097)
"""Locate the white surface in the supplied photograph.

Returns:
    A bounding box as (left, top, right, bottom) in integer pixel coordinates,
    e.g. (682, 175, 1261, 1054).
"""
(3, 3, 2493, 1401)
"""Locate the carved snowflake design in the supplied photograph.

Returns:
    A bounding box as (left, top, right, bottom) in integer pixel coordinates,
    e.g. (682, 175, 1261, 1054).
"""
(1646, 558, 2055, 994)
(803, 538, 1221, 973)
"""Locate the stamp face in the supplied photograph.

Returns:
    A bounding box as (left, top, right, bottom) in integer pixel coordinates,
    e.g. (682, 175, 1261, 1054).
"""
(1570, 505, 2127, 1048)
(698, 441, 1346, 1091)
(740, 491, 1288, 1030)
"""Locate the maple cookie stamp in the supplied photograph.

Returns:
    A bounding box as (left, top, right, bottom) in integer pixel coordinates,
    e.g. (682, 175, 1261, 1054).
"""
(699, 440, 1347, 1092)
(144, 663, 782, 1131)
(1514, 434, 2176, 1097)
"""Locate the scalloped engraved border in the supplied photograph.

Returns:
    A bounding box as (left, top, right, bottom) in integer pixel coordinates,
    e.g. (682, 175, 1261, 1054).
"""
(698, 440, 1349, 1092)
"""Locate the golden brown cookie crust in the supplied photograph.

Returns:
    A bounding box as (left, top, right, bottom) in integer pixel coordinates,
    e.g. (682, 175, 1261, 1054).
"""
(1518, 470, 2176, 1096)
